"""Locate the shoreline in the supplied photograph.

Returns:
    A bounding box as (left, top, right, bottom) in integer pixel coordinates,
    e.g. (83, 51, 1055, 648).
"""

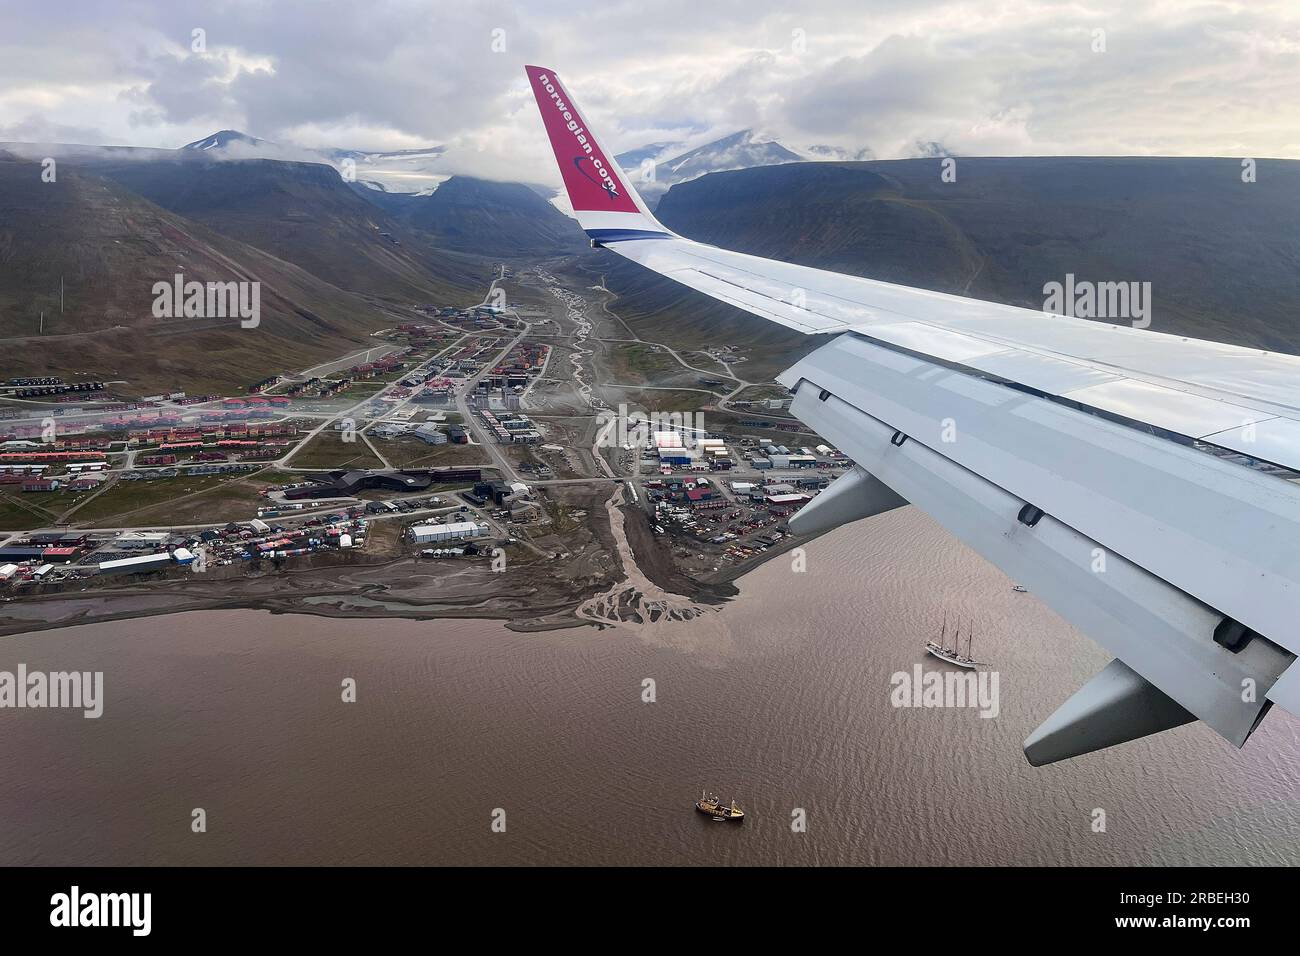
(0, 488, 805, 638)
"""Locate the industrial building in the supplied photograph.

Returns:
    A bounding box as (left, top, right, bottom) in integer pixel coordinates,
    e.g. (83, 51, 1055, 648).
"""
(412, 424, 447, 445)
(114, 531, 172, 549)
(409, 522, 483, 544)
(283, 467, 483, 500)
(97, 553, 175, 575)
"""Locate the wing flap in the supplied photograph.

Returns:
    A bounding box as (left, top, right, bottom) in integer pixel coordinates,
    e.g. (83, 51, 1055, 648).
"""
(779, 333, 1300, 660)
(782, 357, 1295, 745)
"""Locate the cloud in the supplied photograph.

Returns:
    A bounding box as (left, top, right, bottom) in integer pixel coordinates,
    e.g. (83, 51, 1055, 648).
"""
(2, 0, 1299, 187)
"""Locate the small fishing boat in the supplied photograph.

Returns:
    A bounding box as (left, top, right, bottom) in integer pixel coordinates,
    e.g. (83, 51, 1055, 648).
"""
(695, 791, 745, 822)
(1012, 584, 1028, 593)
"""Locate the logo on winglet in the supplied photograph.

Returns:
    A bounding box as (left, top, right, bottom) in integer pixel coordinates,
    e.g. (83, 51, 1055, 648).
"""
(531, 68, 633, 210)
(572, 156, 621, 200)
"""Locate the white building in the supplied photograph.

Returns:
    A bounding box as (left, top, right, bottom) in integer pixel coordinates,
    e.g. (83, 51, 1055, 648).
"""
(410, 521, 482, 544)
(98, 552, 174, 574)
(412, 424, 447, 445)
(114, 531, 171, 549)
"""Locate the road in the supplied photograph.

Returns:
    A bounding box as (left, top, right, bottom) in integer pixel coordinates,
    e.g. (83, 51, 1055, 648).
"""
(453, 329, 528, 483)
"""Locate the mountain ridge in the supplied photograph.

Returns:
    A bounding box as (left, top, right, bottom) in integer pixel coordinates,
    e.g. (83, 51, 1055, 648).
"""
(600, 155, 1300, 360)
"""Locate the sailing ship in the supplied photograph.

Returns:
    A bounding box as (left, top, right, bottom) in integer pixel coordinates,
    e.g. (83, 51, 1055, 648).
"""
(925, 614, 985, 669)
(695, 791, 746, 822)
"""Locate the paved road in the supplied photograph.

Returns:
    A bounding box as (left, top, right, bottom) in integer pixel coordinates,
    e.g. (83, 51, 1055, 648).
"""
(453, 329, 527, 483)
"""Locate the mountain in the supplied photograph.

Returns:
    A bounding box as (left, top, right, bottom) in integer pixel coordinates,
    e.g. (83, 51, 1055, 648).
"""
(178, 130, 448, 194)
(332, 146, 448, 195)
(91, 156, 479, 303)
(627, 130, 804, 207)
(911, 140, 954, 159)
(0, 151, 432, 393)
(803, 144, 876, 162)
(375, 176, 588, 257)
(614, 141, 686, 171)
(599, 156, 1300, 362)
(182, 129, 271, 152)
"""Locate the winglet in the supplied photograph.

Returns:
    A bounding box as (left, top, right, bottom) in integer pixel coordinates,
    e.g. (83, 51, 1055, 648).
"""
(524, 65, 670, 242)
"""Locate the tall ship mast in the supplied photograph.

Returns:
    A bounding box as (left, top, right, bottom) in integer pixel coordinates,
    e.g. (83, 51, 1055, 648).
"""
(926, 615, 985, 669)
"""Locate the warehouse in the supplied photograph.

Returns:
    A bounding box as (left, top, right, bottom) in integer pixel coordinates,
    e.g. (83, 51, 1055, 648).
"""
(409, 522, 482, 544)
(412, 424, 447, 445)
(42, 546, 82, 563)
(114, 531, 172, 549)
(0, 546, 50, 562)
(658, 448, 692, 466)
(283, 469, 433, 500)
(97, 553, 174, 575)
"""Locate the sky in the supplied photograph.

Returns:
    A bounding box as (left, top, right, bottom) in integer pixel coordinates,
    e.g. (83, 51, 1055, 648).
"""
(2, 0, 1299, 185)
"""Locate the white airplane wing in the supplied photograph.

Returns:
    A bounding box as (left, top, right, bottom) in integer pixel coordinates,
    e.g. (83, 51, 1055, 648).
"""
(526, 64, 1300, 764)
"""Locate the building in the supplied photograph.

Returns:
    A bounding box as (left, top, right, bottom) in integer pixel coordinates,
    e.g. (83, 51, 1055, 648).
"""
(765, 493, 807, 508)
(42, 546, 82, 563)
(474, 480, 511, 505)
(769, 454, 817, 469)
(0, 546, 49, 562)
(283, 469, 434, 500)
(97, 553, 174, 575)
(114, 531, 172, 549)
(412, 424, 447, 445)
(410, 522, 482, 544)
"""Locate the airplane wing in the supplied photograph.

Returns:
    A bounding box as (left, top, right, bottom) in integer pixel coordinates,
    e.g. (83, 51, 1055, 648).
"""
(525, 64, 1300, 764)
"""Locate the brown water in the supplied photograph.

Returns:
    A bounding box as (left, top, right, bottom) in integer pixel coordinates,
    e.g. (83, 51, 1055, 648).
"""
(1, 508, 1297, 865)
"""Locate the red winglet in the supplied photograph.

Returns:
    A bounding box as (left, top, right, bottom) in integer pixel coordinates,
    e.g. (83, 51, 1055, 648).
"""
(526, 65, 640, 214)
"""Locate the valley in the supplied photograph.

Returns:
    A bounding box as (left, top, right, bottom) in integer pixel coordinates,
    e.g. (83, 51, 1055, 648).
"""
(3, 142, 1300, 636)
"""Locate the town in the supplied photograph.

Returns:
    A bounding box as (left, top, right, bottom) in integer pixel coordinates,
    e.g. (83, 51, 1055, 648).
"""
(0, 267, 847, 617)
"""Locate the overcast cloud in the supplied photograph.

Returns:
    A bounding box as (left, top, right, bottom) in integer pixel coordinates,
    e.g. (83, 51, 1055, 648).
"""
(2, 0, 1298, 184)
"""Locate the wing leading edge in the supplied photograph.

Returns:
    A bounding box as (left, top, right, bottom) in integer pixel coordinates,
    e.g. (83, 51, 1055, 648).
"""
(526, 64, 1300, 763)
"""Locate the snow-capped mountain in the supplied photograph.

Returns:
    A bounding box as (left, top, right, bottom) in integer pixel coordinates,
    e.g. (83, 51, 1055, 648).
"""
(613, 141, 685, 171)
(911, 140, 954, 158)
(802, 143, 877, 162)
(179, 130, 448, 193)
(329, 145, 448, 195)
(181, 129, 272, 152)
(616, 130, 804, 206)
